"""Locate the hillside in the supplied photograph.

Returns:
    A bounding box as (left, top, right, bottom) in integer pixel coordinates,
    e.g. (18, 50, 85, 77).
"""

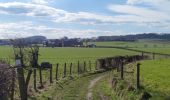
(97, 33, 170, 41)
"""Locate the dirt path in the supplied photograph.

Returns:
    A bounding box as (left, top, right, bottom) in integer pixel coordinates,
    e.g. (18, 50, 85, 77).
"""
(86, 75, 106, 100)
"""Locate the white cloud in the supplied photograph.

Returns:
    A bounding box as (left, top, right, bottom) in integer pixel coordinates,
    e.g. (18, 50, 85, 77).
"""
(108, 4, 169, 22)
(0, 1, 170, 37)
(127, 0, 169, 5)
(108, 0, 170, 28)
(31, 0, 49, 5)
(0, 2, 66, 17)
(0, 2, 165, 25)
(0, 22, 123, 39)
(126, 0, 170, 12)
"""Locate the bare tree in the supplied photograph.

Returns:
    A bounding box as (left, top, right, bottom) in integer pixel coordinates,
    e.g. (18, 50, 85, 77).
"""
(11, 39, 39, 100)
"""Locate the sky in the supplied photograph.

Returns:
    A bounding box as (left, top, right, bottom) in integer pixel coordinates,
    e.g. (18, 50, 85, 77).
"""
(0, 0, 170, 39)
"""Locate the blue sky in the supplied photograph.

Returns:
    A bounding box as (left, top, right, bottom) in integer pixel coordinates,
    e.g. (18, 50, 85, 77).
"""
(0, 0, 170, 39)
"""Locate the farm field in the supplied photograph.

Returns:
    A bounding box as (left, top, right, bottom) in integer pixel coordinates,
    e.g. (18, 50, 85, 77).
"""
(132, 47, 170, 54)
(89, 41, 170, 48)
(90, 59, 170, 100)
(1, 41, 170, 100)
(0, 46, 141, 99)
(140, 59, 170, 99)
(89, 41, 170, 54)
(0, 46, 139, 64)
(32, 72, 108, 100)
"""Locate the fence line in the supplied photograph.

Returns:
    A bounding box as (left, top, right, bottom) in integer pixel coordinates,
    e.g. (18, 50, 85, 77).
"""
(97, 46, 170, 57)
(0, 53, 167, 100)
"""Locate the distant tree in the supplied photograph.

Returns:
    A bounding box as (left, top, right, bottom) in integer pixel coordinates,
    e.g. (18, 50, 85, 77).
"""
(84, 39, 88, 47)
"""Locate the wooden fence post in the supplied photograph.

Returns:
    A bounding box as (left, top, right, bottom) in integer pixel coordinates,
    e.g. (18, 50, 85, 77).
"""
(117, 60, 119, 72)
(33, 68, 37, 91)
(39, 66, 43, 88)
(153, 53, 155, 60)
(84, 61, 86, 72)
(63, 63, 67, 78)
(56, 63, 59, 80)
(142, 52, 144, 57)
(70, 63, 72, 76)
(95, 61, 98, 70)
(121, 61, 124, 80)
(11, 68, 15, 100)
(50, 64, 53, 83)
(78, 61, 80, 75)
(137, 63, 141, 89)
(89, 61, 91, 71)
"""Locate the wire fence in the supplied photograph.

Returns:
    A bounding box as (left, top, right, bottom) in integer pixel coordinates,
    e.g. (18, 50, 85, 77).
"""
(1, 50, 170, 99)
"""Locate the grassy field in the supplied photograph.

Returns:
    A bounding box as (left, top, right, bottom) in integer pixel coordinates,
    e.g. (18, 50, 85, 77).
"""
(0, 46, 141, 99)
(132, 47, 170, 54)
(31, 72, 107, 100)
(89, 41, 170, 54)
(91, 59, 170, 100)
(89, 41, 170, 48)
(1, 41, 170, 99)
(140, 59, 170, 99)
(0, 46, 139, 64)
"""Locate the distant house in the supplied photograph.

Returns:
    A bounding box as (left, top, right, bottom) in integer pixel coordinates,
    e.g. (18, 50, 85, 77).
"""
(62, 39, 83, 47)
(44, 38, 83, 47)
(87, 44, 96, 48)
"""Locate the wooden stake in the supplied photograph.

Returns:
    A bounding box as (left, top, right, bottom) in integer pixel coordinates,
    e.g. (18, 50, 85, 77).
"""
(50, 64, 53, 83)
(137, 63, 141, 89)
(56, 63, 59, 80)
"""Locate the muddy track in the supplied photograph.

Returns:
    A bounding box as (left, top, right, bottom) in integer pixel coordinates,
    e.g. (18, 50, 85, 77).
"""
(86, 74, 106, 100)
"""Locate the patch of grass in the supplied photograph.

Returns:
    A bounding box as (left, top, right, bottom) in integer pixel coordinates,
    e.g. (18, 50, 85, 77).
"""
(93, 71, 117, 100)
(92, 70, 142, 100)
(92, 59, 170, 100)
(89, 41, 170, 48)
(140, 59, 170, 99)
(89, 41, 170, 54)
(30, 72, 107, 100)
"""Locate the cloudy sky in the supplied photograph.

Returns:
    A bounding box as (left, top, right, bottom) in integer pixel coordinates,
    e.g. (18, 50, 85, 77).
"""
(0, 0, 170, 39)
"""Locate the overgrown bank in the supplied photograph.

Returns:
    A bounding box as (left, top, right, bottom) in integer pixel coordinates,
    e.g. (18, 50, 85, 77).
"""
(92, 59, 170, 100)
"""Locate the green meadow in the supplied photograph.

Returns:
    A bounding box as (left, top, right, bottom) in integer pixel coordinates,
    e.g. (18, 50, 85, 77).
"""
(90, 41, 170, 54)
(1, 40, 170, 99)
(0, 46, 139, 64)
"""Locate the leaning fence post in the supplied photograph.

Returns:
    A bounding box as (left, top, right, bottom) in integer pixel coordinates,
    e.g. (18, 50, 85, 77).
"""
(78, 61, 80, 75)
(70, 63, 72, 76)
(33, 68, 37, 91)
(95, 61, 98, 70)
(153, 53, 155, 60)
(63, 63, 67, 78)
(84, 61, 86, 72)
(56, 63, 59, 80)
(50, 64, 53, 83)
(121, 61, 124, 80)
(142, 52, 144, 57)
(117, 60, 119, 72)
(89, 61, 91, 71)
(39, 66, 43, 88)
(11, 68, 15, 100)
(137, 63, 141, 89)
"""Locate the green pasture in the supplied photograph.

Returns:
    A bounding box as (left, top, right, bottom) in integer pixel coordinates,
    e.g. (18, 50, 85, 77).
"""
(0, 46, 139, 64)
(140, 59, 170, 99)
(91, 59, 170, 100)
(132, 47, 170, 54)
(89, 41, 170, 48)
(1, 41, 170, 99)
(0, 46, 139, 83)
(89, 41, 170, 55)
